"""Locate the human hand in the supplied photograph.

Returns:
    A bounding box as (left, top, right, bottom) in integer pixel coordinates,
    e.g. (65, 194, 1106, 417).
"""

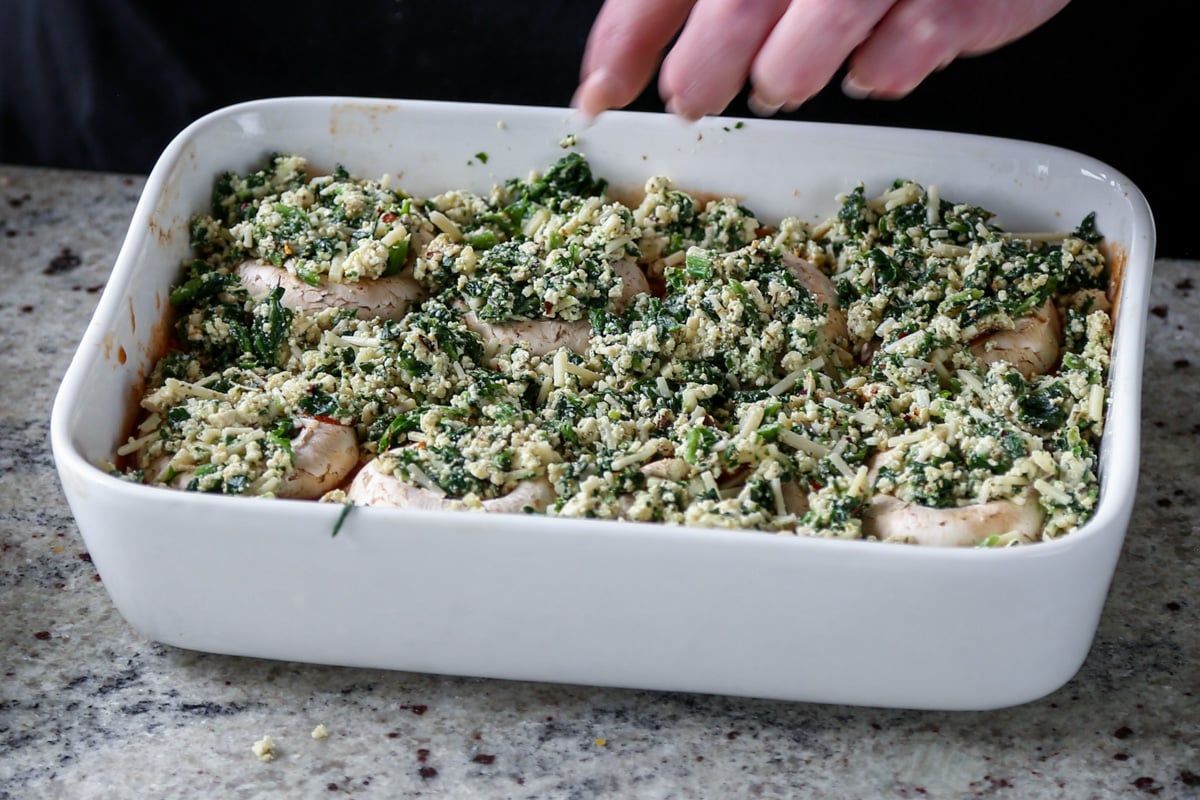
(573, 0, 1071, 120)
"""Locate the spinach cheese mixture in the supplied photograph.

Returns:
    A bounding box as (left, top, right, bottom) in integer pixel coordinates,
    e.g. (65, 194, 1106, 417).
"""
(115, 151, 1114, 546)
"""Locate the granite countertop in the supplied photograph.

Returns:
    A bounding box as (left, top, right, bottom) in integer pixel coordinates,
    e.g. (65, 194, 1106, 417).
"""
(1, 164, 1196, 799)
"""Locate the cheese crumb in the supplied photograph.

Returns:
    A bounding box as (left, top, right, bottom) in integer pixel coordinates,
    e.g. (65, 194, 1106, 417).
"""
(312, 724, 330, 740)
(252, 735, 277, 762)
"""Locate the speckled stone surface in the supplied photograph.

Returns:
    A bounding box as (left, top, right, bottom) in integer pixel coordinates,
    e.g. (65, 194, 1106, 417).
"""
(0, 164, 1197, 799)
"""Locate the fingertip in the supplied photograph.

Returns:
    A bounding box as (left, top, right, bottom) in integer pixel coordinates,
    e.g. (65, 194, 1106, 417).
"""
(569, 105, 599, 129)
(841, 67, 918, 101)
(841, 72, 872, 99)
(571, 69, 614, 119)
(746, 92, 783, 118)
(663, 95, 704, 122)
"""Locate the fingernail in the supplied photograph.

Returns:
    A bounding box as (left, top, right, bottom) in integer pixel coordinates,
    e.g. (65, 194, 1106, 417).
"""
(665, 97, 703, 121)
(747, 93, 782, 118)
(570, 107, 598, 128)
(571, 69, 612, 119)
(841, 73, 872, 99)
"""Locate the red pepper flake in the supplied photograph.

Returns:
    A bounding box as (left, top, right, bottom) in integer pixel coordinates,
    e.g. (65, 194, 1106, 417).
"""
(418, 767, 437, 780)
(411, 704, 428, 715)
(1165, 601, 1182, 611)
(34, 631, 51, 640)
(386, 732, 400, 739)
(1177, 278, 1195, 291)
(313, 415, 341, 426)
(381, 213, 398, 223)
(1149, 305, 1168, 318)
(78, 552, 92, 562)
(327, 783, 339, 791)
(473, 754, 496, 765)
(416, 748, 430, 763)
(1172, 359, 1191, 369)
(1114, 753, 1129, 761)
(1181, 770, 1200, 786)
(19, 305, 33, 313)
(1114, 726, 1134, 739)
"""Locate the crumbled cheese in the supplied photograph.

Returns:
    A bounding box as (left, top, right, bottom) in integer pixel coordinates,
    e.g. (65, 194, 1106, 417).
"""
(252, 736, 277, 762)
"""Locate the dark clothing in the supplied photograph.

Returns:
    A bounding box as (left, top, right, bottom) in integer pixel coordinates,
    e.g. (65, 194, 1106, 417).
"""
(2, 1, 1192, 256)
(1, 0, 603, 173)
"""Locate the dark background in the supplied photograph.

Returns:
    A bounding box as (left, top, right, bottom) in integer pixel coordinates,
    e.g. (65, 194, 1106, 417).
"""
(2, 1, 1192, 256)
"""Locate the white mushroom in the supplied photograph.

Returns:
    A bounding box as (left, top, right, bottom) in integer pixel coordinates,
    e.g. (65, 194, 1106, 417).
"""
(460, 312, 591, 357)
(864, 492, 1043, 547)
(780, 480, 811, 517)
(970, 298, 1062, 379)
(461, 259, 650, 356)
(617, 457, 694, 519)
(236, 260, 425, 321)
(861, 449, 1043, 546)
(717, 469, 811, 518)
(612, 258, 651, 307)
(346, 456, 556, 514)
(276, 417, 360, 499)
(640, 457, 691, 481)
(147, 416, 358, 500)
(782, 252, 850, 345)
(476, 477, 556, 514)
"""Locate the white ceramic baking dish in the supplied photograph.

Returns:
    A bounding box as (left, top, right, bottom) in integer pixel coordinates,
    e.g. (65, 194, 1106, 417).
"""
(50, 97, 1155, 710)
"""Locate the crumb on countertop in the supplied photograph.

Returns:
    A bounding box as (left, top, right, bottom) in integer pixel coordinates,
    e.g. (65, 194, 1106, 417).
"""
(252, 735, 277, 762)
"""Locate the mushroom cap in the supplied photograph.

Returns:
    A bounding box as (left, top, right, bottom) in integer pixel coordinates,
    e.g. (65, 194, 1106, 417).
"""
(236, 260, 425, 321)
(277, 417, 359, 499)
(459, 258, 649, 357)
(861, 448, 1043, 546)
(347, 457, 555, 514)
(970, 297, 1062, 379)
